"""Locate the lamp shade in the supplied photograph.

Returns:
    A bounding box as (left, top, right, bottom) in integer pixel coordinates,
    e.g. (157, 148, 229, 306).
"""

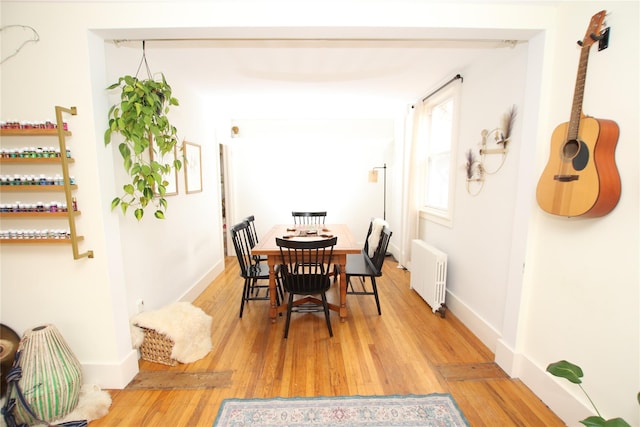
(368, 170, 379, 183)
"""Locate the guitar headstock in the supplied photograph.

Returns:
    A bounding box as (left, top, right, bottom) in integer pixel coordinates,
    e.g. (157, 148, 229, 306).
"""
(580, 10, 607, 48)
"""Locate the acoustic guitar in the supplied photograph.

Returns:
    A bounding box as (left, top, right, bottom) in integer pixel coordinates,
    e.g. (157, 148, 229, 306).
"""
(536, 10, 621, 218)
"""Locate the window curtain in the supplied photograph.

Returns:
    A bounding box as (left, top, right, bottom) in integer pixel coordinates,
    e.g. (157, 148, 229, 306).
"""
(398, 101, 426, 267)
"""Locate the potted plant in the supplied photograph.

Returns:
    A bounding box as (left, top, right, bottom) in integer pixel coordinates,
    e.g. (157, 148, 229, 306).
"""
(104, 73, 181, 220)
(546, 360, 639, 426)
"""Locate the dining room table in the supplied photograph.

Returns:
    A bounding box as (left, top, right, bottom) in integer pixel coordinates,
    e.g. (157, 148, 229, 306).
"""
(251, 223, 362, 322)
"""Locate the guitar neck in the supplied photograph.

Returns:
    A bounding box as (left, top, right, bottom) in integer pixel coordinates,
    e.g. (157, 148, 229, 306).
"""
(568, 43, 592, 140)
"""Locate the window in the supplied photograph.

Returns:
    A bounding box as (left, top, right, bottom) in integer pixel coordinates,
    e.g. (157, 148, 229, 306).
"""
(420, 85, 459, 226)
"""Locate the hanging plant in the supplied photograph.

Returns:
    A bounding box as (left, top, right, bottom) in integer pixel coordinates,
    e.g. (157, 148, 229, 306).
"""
(104, 41, 181, 220)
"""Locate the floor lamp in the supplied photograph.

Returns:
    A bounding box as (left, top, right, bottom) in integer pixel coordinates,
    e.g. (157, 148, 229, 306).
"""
(368, 163, 387, 220)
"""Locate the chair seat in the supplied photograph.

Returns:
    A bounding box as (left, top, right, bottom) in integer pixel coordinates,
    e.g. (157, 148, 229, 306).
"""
(246, 262, 271, 279)
(345, 251, 380, 277)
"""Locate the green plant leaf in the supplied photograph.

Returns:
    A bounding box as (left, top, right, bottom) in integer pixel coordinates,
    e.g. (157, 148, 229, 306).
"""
(118, 142, 130, 159)
(546, 360, 584, 384)
(154, 210, 165, 219)
(580, 416, 606, 426)
(580, 416, 631, 427)
(143, 187, 153, 199)
(603, 418, 632, 427)
(110, 197, 121, 210)
(134, 208, 144, 221)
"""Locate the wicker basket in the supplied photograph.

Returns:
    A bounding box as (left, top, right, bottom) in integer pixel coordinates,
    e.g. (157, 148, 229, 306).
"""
(138, 326, 178, 366)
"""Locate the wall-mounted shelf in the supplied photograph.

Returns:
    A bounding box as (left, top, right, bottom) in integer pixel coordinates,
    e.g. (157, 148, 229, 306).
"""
(1, 236, 84, 244)
(1, 185, 78, 192)
(0, 158, 75, 164)
(0, 129, 71, 137)
(0, 106, 93, 259)
(0, 211, 81, 218)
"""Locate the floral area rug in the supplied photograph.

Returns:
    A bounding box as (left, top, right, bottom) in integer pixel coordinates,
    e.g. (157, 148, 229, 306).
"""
(213, 394, 470, 426)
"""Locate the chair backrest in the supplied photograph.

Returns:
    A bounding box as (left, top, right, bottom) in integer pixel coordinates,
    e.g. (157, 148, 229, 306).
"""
(243, 215, 259, 247)
(362, 219, 375, 256)
(276, 237, 337, 293)
(366, 226, 392, 276)
(230, 221, 255, 277)
(292, 211, 327, 225)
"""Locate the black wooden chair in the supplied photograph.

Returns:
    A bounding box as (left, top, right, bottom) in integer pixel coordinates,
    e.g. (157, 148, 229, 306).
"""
(345, 222, 392, 315)
(243, 214, 267, 262)
(292, 211, 327, 225)
(276, 236, 337, 338)
(231, 220, 282, 318)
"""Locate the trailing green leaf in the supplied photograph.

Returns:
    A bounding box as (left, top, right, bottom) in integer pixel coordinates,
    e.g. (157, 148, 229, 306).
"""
(106, 73, 183, 221)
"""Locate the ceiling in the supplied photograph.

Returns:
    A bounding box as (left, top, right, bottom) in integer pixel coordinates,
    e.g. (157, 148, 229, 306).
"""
(104, 27, 532, 117)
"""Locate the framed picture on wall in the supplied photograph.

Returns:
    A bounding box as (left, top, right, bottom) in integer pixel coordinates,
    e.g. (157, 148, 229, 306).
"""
(149, 143, 178, 196)
(184, 141, 202, 194)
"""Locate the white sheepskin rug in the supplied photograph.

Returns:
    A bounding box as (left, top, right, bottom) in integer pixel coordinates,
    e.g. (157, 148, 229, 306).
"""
(130, 302, 212, 364)
(1, 384, 111, 427)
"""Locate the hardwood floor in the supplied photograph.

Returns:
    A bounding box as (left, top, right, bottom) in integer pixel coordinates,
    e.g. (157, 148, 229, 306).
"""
(89, 257, 564, 426)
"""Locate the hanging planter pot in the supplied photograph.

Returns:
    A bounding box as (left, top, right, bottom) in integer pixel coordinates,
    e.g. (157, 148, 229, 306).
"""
(104, 41, 182, 220)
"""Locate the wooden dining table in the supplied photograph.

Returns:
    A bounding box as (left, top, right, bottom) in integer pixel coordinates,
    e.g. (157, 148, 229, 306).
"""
(251, 224, 362, 322)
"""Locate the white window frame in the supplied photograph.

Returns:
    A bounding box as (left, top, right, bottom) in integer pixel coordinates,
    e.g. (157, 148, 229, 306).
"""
(419, 84, 461, 228)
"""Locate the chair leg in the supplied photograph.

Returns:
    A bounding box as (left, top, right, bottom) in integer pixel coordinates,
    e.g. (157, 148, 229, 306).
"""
(284, 292, 295, 339)
(239, 278, 250, 318)
(321, 292, 333, 337)
(371, 277, 381, 315)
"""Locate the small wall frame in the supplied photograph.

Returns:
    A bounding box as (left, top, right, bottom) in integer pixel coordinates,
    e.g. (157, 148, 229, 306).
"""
(183, 141, 202, 194)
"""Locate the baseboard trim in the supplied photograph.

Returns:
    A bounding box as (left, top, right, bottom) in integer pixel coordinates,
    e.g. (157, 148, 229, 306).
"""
(82, 348, 139, 389)
(80, 260, 225, 390)
(448, 301, 591, 426)
(180, 259, 225, 303)
(513, 352, 592, 425)
(445, 290, 500, 353)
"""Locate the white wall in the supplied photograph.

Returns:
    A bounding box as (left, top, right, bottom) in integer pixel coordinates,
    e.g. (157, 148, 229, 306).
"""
(415, 3, 639, 425)
(419, 41, 530, 345)
(518, 4, 639, 425)
(1, 1, 638, 425)
(222, 118, 395, 241)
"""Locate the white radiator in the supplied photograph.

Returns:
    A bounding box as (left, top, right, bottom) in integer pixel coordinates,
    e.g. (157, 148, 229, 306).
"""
(410, 239, 447, 316)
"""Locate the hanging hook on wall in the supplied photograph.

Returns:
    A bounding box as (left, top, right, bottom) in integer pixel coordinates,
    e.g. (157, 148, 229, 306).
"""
(0, 25, 40, 65)
(135, 40, 153, 80)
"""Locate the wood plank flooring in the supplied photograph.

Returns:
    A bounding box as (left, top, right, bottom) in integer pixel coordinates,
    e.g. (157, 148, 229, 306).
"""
(89, 257, 564, 426)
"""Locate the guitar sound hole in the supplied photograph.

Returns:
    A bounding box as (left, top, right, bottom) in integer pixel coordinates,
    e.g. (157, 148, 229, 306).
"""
(562, 140, 580, 159)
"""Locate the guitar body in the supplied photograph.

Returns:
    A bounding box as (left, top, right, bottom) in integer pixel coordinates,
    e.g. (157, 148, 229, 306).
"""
(536, 115, 620, 217)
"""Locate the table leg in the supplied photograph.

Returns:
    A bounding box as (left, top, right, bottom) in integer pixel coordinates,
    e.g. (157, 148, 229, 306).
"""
(338, 255, 347, 322)
(268, 258, 277, 323)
